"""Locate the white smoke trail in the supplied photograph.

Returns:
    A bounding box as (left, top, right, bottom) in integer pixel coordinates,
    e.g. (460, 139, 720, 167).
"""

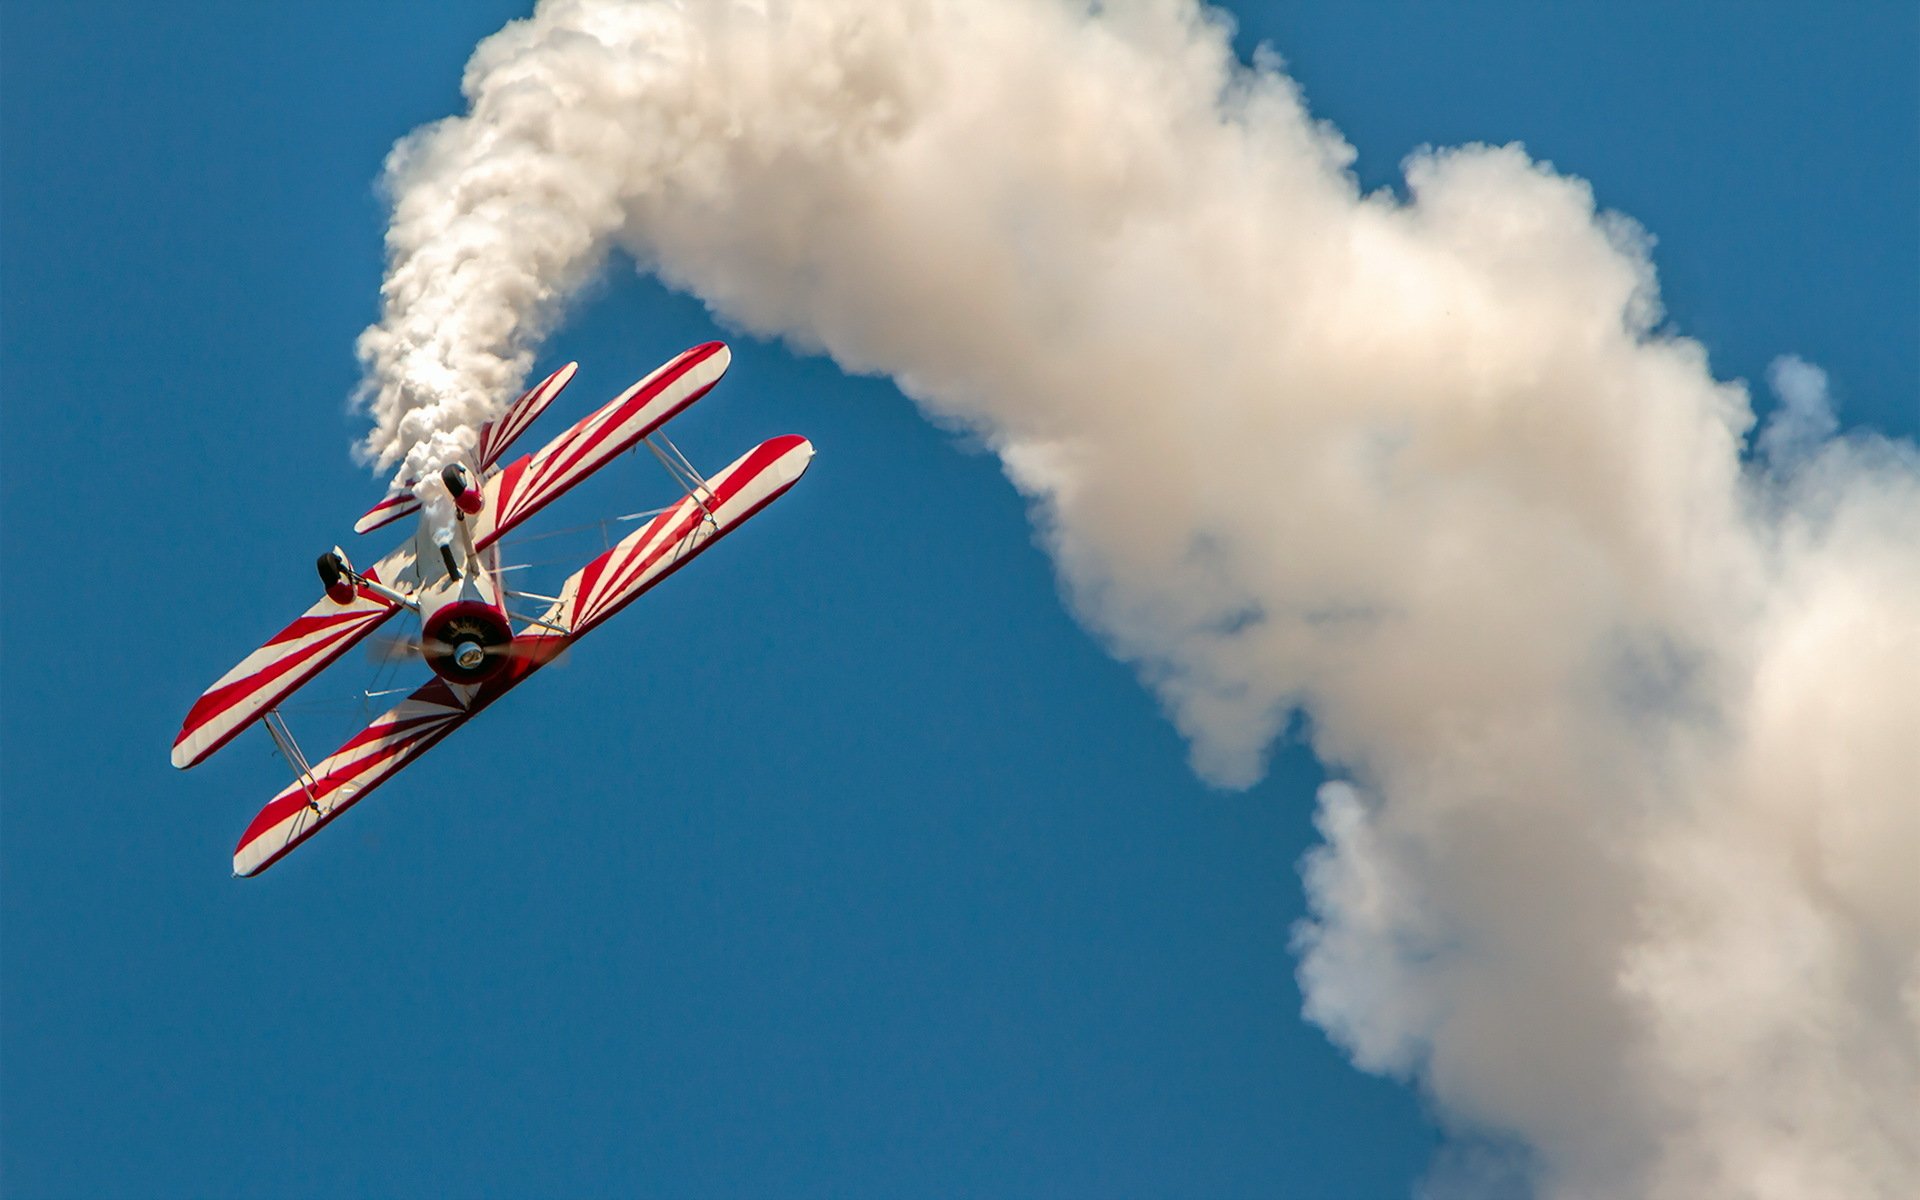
(356, 2, 1920, 1195)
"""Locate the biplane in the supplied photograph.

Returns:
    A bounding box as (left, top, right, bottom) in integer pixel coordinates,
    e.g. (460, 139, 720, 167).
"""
(172, 342, 813, 876)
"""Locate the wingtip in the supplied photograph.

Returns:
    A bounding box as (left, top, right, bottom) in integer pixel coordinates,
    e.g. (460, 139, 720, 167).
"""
(531, 360, 580, 397)
(232, 840, 268, 878)
(356, 491, 420, 535)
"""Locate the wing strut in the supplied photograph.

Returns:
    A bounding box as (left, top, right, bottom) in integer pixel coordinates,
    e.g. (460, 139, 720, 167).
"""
(263, 709, 322, 815)
(644, 434, 718, 528)
(508, 609, 573, 636)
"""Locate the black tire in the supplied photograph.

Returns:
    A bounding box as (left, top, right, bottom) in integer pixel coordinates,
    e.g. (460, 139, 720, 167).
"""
(316, 551, 345, 590)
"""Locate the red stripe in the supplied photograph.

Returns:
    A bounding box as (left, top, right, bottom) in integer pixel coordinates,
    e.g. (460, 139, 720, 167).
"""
(571, 530, 623, 606)
(534, 393, 641, 489)
(507, 371, 567, 439)
(338, 709, 458, 754)
(357, 492, 420, 532)
(512, 400, 622, 514)
(263, 606, 383, 647)
(176, 606, 393, 747)
(481, 363, 573, 468)
(592, 517, 698, 617)
(478, 457, 532, 545)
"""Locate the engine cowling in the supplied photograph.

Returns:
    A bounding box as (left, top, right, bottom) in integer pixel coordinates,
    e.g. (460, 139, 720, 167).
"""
(420, 599, 514, 684)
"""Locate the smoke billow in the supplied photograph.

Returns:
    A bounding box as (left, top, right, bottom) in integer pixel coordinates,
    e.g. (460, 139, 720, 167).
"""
(356, 2, 1920, 1195)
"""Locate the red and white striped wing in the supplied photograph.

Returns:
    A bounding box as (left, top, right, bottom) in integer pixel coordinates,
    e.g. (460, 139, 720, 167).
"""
(172, 551, 412, 770)
(544, 434, 815, 638)
(473, 342, 731, 549)
(353, 490, 419, 535)
(232, 679, 474, 876)
(477, 361, 577, 469)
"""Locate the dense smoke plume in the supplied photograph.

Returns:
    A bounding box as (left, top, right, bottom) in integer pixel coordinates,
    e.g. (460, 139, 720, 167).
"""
(356, 2, 1920, 1195)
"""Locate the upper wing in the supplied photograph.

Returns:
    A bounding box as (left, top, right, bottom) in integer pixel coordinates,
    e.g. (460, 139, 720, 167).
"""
(171, 546, 412, 769)
(351, 361, 579, 535)
(232, 433, 814, 876)
(472, 342, 731, 549)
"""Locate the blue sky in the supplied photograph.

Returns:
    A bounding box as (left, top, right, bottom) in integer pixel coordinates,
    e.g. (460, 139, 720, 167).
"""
(2, 4, 1912, 1198)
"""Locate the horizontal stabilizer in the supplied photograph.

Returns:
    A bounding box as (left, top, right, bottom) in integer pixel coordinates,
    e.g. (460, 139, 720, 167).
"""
(352, 363, 577, 534)
(478, 362, 576, 469)
(353, 491, 419, 535)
